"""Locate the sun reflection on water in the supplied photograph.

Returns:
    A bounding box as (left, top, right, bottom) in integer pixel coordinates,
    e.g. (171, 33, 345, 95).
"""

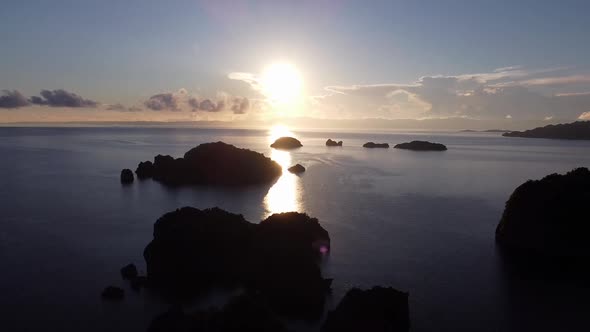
(263, 125, 303, 217)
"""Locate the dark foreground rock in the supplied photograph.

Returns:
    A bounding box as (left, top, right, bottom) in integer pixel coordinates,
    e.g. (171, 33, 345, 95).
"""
(326, 139, 343, 147)
(120, 169, 134, 183)
(147, 294, 290, 332)
(322, 286, 410, 332)
(270, 137, 302, 149)
(496, 167, 590, 258)
(363, 142, 389, 148)
(394, 140, 447, 151)
(288, 164, 306, 174)
(121, 263, 138, 280)
(503, 121, 590, 140)
(101, 286, 124, 300)
(133, 142, 282, 186)
(143, 207, 331, 319)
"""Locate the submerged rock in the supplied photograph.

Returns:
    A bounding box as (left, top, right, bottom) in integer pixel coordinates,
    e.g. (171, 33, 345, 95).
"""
(101, 286, 124, 300)
(394, 140, 447, 151)
(496, 167, 590, 258)
(120, 169, 134, 183)
(135, 161, 154, 179)
(288, 164, 306, 174)
(326, 139, 343, 147)
(133, 142, 282, 186)
(120, 263, 138, 280)
(363, 142, 389, 148)
(270, 137, 302, 150)
(322, 286, 410, 332)
(143, 207, 331, 319)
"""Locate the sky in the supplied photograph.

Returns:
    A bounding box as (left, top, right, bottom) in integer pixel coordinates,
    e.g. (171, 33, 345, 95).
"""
(2, 0, 590, 127)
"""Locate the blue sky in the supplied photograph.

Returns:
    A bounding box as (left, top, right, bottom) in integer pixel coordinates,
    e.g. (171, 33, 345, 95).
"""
(2, 0, 590, 125)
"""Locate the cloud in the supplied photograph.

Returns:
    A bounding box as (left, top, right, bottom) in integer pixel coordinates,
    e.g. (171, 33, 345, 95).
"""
(29, 89, 98, 107)
(0, 90, 30, 108)
(579, 112, 590, 120)
(187, 94, 251, 114)
(144, 93, 179, 111)
(105, 103, 127, 111)
(312, 66, 590, 121)
(519, 75, 590, 86)
(230, 97, 249, 114)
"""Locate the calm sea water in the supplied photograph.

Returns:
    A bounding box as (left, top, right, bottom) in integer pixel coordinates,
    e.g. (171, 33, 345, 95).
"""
(1, 126, 590, 332)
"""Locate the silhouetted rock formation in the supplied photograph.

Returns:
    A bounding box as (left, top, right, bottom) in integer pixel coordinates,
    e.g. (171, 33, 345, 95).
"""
(363, 142, 389, 148)
(147, 294, 290, 332)
(496, 168, 590, 258)
(101, 286, 124, 300)
(120, 168, 134, 183)
(322, 286, 410, 332)
(270, 137, 302, 149)
(143, 207, 331, 319)
(394, 140, 447, 151)
(134, 142, 282, 186)
(120, 263, 138, 280)
(288, 164, 306, 174)
(326, 139, 343, 146)
(135, 161, 154, 179)
(502, 121, 590, 140)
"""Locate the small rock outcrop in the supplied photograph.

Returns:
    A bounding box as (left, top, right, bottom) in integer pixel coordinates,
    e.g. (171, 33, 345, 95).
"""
(322, 286, 410, 332)
(326, 139, 343, 147)
(143, 207, 331, 319)
(101, 286, 124, 300)
(496, 167, 590, 258)
(133, 142, 282, 186)
(120, 263, 138, 280)
(288, 164, 306, 174)
(135, 161, 154, 179)
(394, 140, 447, 151)
(363, 142, 389, 148)
(502, 121, 590, 140)
(270, 137, 303, 150)
(120, 169, 134, 183)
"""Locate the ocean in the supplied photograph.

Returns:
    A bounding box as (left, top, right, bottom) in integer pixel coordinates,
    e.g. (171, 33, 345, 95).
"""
(1, 126, 590, 331)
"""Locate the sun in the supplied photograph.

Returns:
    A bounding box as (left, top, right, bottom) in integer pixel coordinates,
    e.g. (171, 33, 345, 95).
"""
(260, 63, 303, 105)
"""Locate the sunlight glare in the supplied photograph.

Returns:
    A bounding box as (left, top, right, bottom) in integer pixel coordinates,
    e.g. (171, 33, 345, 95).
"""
(260, 63, 303, 105)
(263, 125, 303, 217)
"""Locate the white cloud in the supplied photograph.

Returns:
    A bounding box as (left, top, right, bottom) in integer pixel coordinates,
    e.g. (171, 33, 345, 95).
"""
(312, 66, 590, 121)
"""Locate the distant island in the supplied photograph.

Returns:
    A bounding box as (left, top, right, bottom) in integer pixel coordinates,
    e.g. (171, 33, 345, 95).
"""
(363, 142, 389, 148)
(394, 140, 447, 151)
(459, 129, 509, 133)
(502, 121, 590, 140)
(270, 136, 303, 149)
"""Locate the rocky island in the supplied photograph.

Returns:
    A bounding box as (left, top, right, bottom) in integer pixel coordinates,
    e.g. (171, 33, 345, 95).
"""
(288, 164, 306, 174)
(363, 142, 389, 148)
(120, 169, 134, 183)
(133, 142, 282, 186)
(270, 137, 303, 149)
(143, 207, 331, 319)
(496, 167, 590, 258)
(394, 140, 447, 151)
(502, 121, 590, 140)
(326, 139, 343, 146)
